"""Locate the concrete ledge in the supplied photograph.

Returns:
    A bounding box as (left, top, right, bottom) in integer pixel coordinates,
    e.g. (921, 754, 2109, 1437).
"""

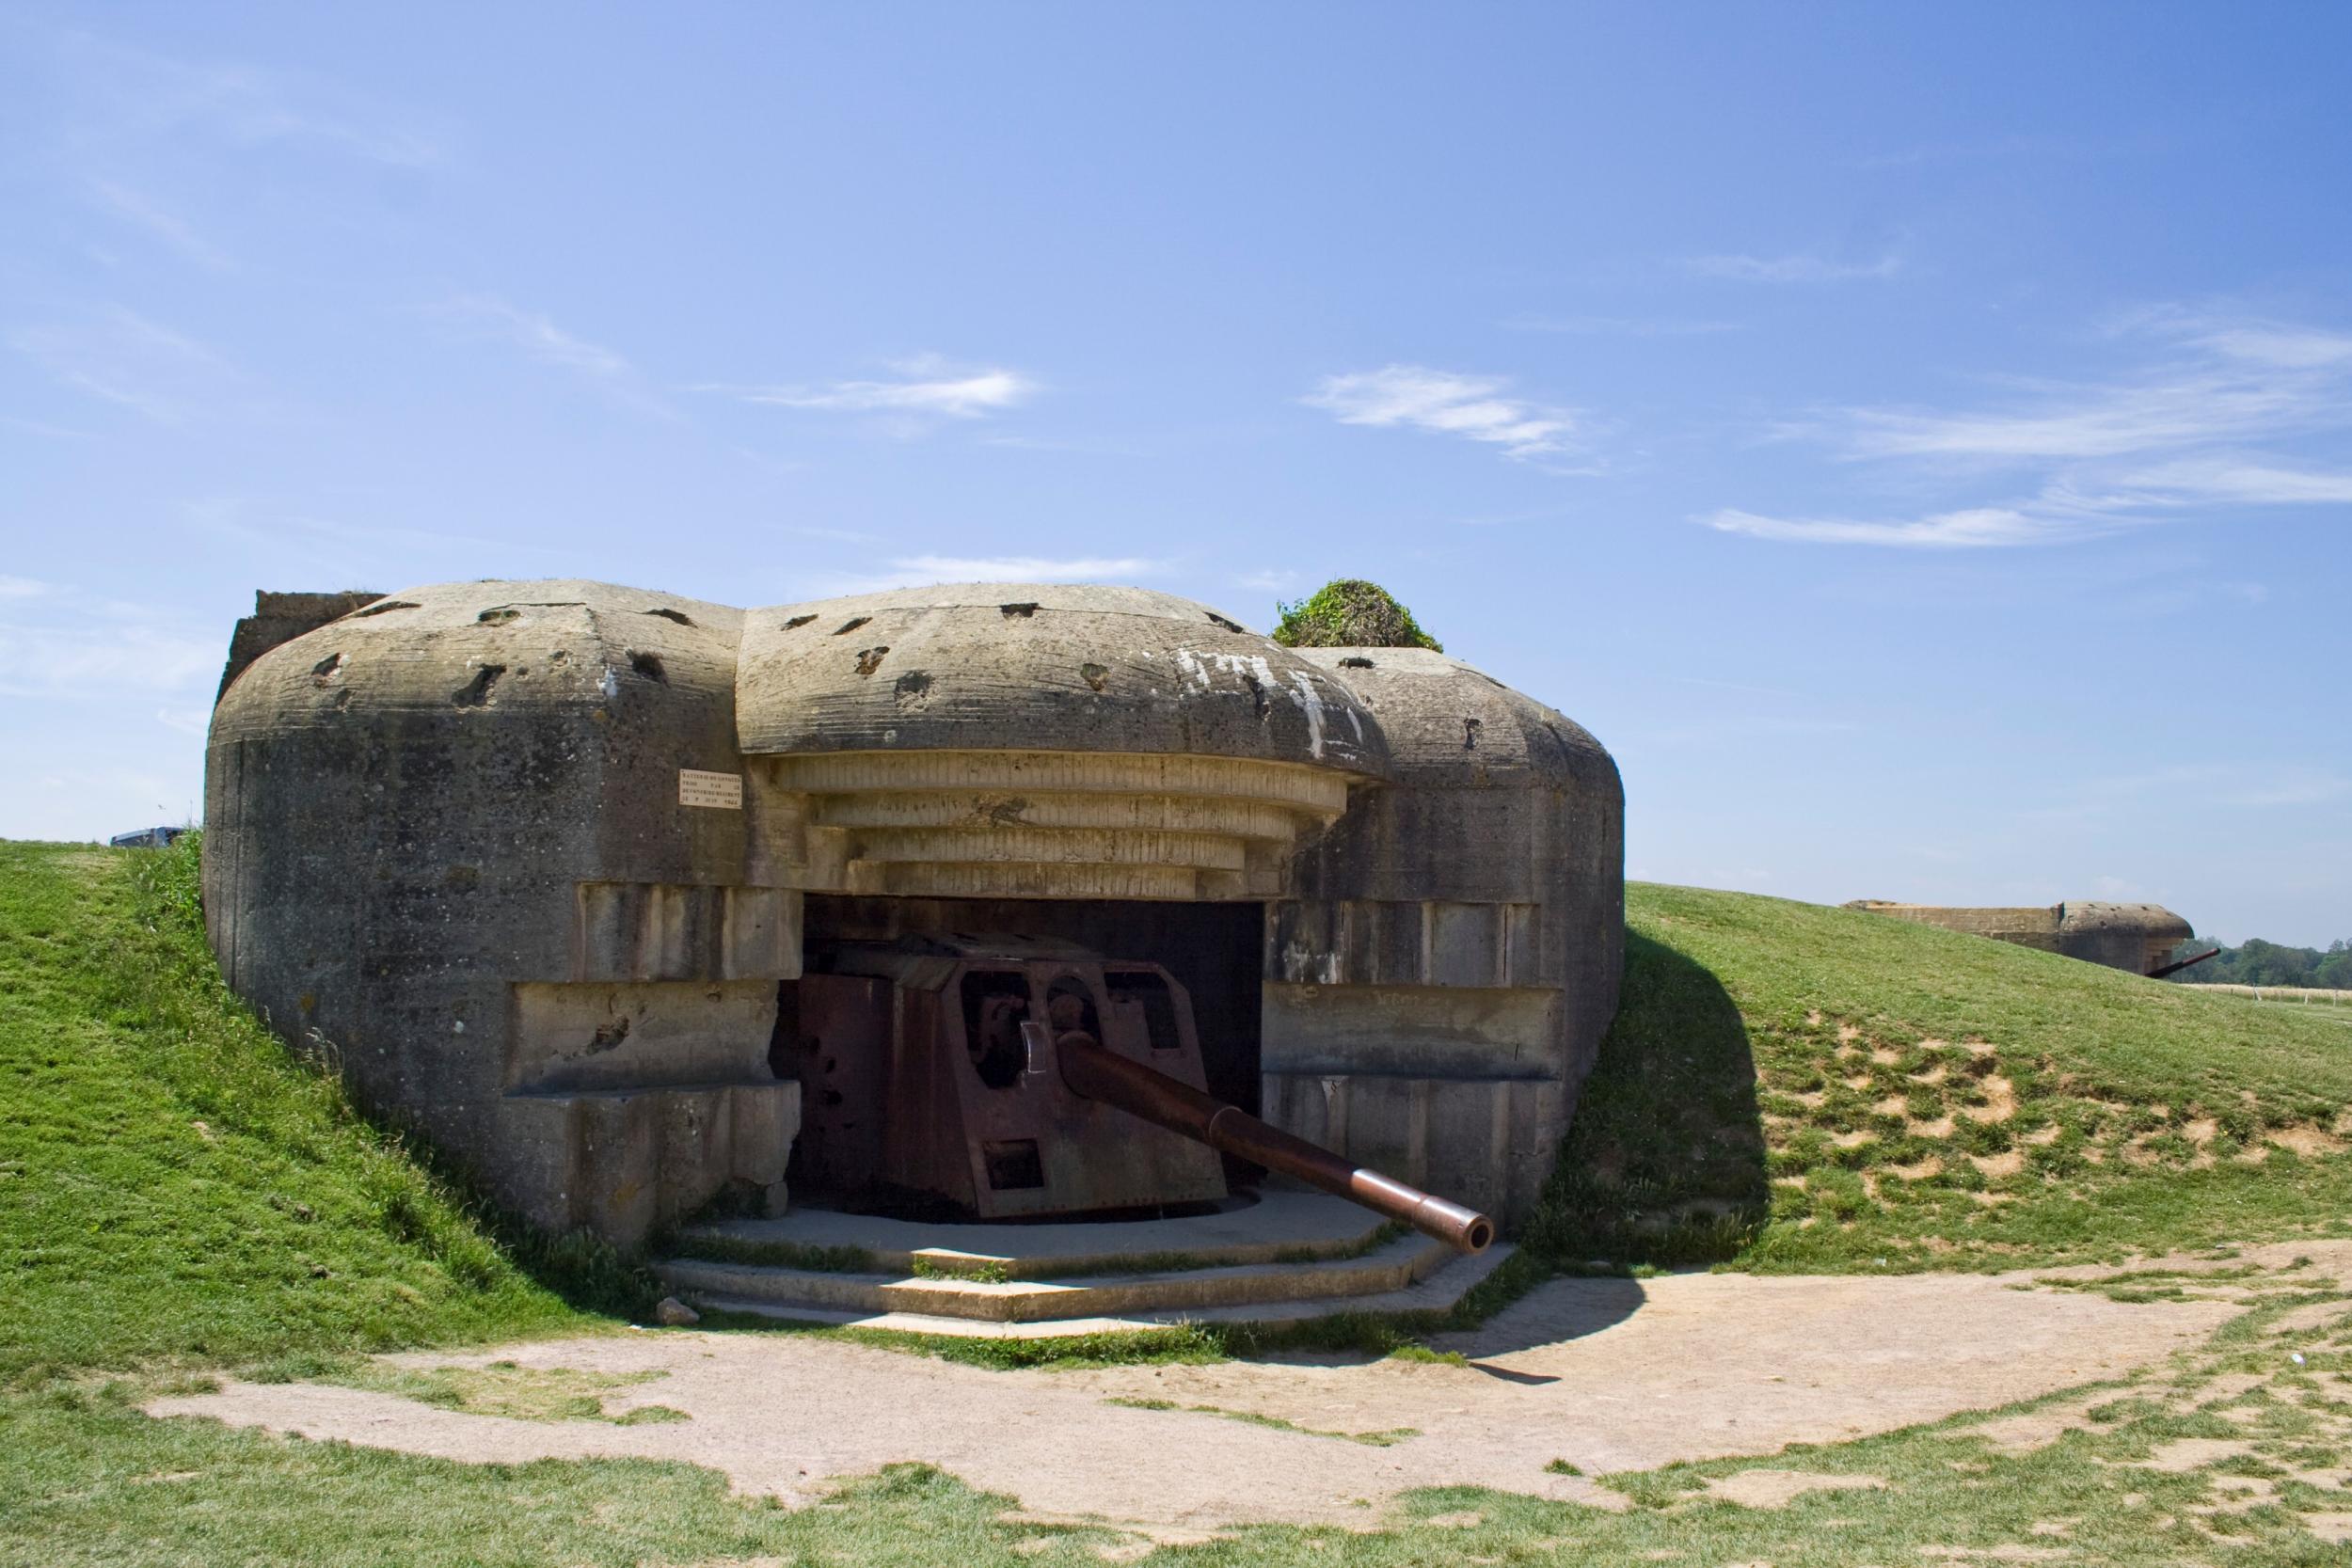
(687, 1243, 1516, 1339)
(655, 1231, 1454, 1322)
(497, 1080, 796, 1243)
(677, 1189, 1389, 1276)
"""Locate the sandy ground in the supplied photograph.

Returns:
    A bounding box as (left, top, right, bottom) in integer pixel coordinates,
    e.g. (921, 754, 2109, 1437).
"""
(1060, 1265, 2237, 1484)
(137, 1248, 2331, 1537)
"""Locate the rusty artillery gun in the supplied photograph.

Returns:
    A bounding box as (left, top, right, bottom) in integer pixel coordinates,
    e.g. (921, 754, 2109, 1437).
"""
(2148, 946, 2222, 980)
(780, 934, 1493, 1253)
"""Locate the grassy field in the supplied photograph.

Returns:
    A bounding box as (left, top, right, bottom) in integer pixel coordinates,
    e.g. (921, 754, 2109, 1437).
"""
(1536, 883, 2352, 1271)
(3, 837, 2349, 1565)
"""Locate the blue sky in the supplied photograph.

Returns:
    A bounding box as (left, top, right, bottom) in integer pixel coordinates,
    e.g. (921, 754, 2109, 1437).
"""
(3, 5, 2346, 945)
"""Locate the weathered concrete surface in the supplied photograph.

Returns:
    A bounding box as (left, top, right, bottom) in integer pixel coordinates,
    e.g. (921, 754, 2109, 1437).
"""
(204, 581, 797, 1243)
(215, 590, 383, 700)
(738, 583, 1388, 775)
(146, 1258, 2241, 1535)
(202, 579, 1622, 1243)
(737, 584, 1390, 902)
(760, 749, 1357, 901)
(1846, 899, 2194, 976)
(1267, 647, 1625, 1226)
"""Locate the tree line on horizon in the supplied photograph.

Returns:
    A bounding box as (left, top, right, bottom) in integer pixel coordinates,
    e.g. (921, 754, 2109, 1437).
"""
(2167, 935, 2352, 990)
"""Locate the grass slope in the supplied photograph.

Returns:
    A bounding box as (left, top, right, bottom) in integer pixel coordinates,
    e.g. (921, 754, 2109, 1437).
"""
(0, 840, 588, 1387)
(1538, 883, 2352, 1271)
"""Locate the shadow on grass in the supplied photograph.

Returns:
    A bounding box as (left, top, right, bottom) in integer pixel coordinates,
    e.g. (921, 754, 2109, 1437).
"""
(1524, 929, 1770, 1268)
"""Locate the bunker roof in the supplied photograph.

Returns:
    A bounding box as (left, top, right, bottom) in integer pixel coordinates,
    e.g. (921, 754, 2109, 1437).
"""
(737, 581, 1389, 778)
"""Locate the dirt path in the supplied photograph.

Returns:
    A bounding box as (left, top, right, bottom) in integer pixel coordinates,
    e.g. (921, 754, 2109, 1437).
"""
(149, 1249, 2331, 1537)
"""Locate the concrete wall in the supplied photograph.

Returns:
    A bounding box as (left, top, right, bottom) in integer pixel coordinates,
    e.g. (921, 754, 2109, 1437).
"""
(1264, 648, 1625, 1227)
(205, 581, 800, 1243)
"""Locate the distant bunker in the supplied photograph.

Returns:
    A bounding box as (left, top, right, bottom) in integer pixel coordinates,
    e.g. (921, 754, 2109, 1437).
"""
(203, 582, 1624, 1245)
(1845, 900, 2195, 977)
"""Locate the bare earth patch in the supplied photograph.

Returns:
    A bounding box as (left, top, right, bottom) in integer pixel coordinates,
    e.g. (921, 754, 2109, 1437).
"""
(149, 1262, 2235, 1534)
(1962, 1392, 2113, 1456)
(2136, 1437, 2256, 1473)
(1959, 1074, 2018, 1124)
(2267, 1125, 2346, 1157)
(2260, 1299, 2350, 1336)
(1703, 1468, 1884, 1508)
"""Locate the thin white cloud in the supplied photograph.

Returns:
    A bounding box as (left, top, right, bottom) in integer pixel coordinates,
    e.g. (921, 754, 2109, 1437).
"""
(0, 576, 53, 599)
(1634, 713, 1862, 746)
(1704, 507, 2093, 549)
(1711, 307, 2352, 548)
(10, 305, 241, 423)
(1502, 315, 1740, 337)
(1232, 568, 1299, 594)
(56, 33, 444, 168)
(1450, 504, 1574, 528)
(2071, 762, 2352, 813)
(182, 495, 577, 584)
(87, 181, 233, 270)
(707, 356, 1036, 421)
(892, 555, 1164, 583)
(2223, 769, 2351, 809)
(798, 555, 1168, 596)
(1304, 365, 1576, 460)
(428, 296, 673, 418)
(1681, 251, 1903, 284)
(2145, 309, 2352, 369)
(436, 295, 628, 377)
(2106, 456, 2352, 506)
(1854, 135, 2104, 170)
(978, 433, 1150, 456)
(0, 594, 217, 699)
(785, 372, 1028, 417)
(1846, 375, 2317, 461)
(1658, 672, 1805, 701)
(0, 413, 101, 440)
(1845, 311, 2352, 465)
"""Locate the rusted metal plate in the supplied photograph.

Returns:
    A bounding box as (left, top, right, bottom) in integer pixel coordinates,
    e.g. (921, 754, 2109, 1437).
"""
(938, 959, 1225, 1219)
(791, 974, 891, 1194)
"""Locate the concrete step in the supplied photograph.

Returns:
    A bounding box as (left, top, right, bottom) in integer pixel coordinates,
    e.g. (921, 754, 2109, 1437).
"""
(684, 1243, 1516, 1340)
(673, 1189, 1391, 1279)
(654, 1229, 1457, 1323)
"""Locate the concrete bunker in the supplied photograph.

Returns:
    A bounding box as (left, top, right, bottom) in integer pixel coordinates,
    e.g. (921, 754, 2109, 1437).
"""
(203, 580, 1623, 1252)
(1844, 899, 2197, 977)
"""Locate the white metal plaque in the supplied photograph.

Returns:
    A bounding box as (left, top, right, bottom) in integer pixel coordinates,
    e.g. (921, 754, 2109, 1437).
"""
(677, 768, 743, 810)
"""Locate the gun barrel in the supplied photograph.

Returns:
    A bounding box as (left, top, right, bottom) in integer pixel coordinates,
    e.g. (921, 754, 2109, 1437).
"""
(2150, 946, 2223, 980)
(1055, 1034, 1495, 1252)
